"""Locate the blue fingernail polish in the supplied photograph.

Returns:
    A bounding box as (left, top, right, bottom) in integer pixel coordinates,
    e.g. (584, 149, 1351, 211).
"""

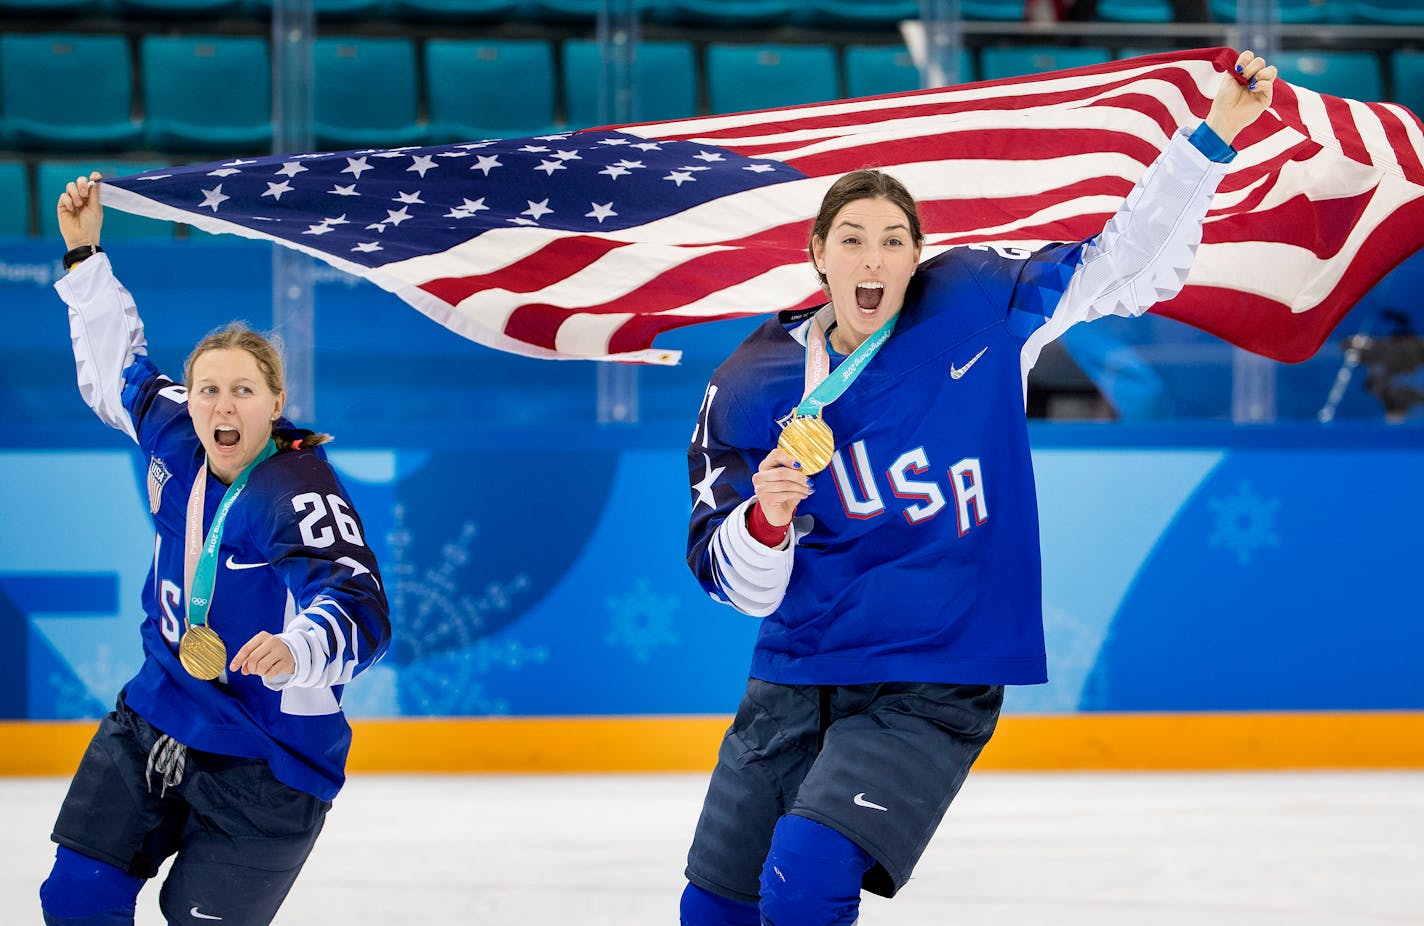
(792, 461, 801, 469)
(1249, 78, 1257, 90)
(1235, 64, 1243, 73)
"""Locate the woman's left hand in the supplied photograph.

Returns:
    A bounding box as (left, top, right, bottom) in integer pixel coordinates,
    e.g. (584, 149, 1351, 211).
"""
(230, 631, 296, 680)
(1206, 50, 1278, 147)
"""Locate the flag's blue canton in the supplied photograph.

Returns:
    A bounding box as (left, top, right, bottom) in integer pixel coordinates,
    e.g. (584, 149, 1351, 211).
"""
(115, 130, 803, 269)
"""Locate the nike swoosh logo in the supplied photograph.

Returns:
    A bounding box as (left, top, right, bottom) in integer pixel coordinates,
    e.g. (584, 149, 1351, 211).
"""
(190, 908, 223, 921)
(950, 346, 988, 380)
(224, 556, 268, 571)
(853, 792, 888, 812)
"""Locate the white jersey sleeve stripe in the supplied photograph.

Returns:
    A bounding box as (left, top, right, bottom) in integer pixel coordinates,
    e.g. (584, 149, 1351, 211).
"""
(708, 498, 797, 617)
(53, 253, 147, 443)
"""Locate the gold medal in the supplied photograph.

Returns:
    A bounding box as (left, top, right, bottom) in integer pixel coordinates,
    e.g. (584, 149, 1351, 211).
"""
(777, 414, 836, 475)
(179, 624, 227, 680)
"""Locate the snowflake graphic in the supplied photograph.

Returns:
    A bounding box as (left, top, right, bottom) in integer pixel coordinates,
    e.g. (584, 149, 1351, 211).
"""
(48, 643, 128, 719)
(383, 503, 545, 715)
(605, 578, 680, 663)
(385, 503, 531, 664)
(47, 670, 105, 719)
(1208, 480, 1281, 565)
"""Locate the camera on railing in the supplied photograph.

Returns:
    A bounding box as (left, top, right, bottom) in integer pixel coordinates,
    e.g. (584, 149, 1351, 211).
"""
(1343, 311, 1424, 422)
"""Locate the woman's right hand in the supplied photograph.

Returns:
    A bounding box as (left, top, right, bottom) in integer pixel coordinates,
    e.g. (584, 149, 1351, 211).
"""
(56, 171, 103, 251)
(752, 447, 813, 527)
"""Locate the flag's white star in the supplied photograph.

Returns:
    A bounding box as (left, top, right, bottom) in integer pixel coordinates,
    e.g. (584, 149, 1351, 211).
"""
(518, 145, 551, 154)
(222, 158, 258, 167)
(521, 199, 553, 221)
(342, 156, 373, 179)
(384, 207, 412, 226)
(275, 161, 308, 178)
(352, 241, 383, 252)
(407, 154, 439, 177)
(437, 150, 470, 158)
(199, 185, 229, 211)
(586, 202, 617, 223)
(744, 163, 777, 173)
(394, 191, 424, 204)
(207, 167, 242, 177)
(679, 165, 713, 172)
(552, 149, 582, 161)
(694, 151, 725, 162)
(599, 164, 632, 180)
(598, 137, 630, 146)
(329, 184, 360, 196)
(535, 159, 567, 176)
(457, 141, 496, 150)
(366, 223, 388, 233)
(631, 142, 662, 151)
(664, 171, 695, 186)
(508, 217, 539, 226)
(471, 155, 503, 176)
(692, 453, 726, 511)
(261, 180, 294, 200)
(615, 159, 646, 170)
(534, 133, 572, 141)
(302, 223, 334, 236)
(323, 214, 349, 226)
(458, 197, 490, 213)
(374, 148, 415, 158)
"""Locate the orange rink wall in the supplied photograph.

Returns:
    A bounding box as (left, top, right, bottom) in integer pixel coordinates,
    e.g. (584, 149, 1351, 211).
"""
(3, 712, 1424, 776)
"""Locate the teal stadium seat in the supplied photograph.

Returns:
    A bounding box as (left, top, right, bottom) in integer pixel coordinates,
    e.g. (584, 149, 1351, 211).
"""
(529, 0, 661, 20)
(1, 34, 142, 152)
(1274, 50, 1383, 102)
(393, 0, 523, 17)
(1208, 0, 1349, 22)
(142, 36, 272, 153)
(980, 45, 1112, 81)
(561, 39, 698, 128)
(114, 0, 243, 16)
(800, 0, 919, 28)
(1352, 0, 1424, 24)
(313, 38, 427, 150)
(1390, 50, 1424, 117)
(0, 0, 101, 11)
(961, 0, 1027, 19)
(705, 44, 840, 116)
(248, 0, 386, 18)
(844, 45, 923, 98)
(1097, 0, 1172, 21)
(426, 39, 558, 141)
(38, 161, 174, 240)
(0, 161, 30, 237)
(655, 0, 794, 27)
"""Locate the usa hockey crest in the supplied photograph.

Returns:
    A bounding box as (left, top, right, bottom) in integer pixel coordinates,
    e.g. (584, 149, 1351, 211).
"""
(147, 455, 172, 514)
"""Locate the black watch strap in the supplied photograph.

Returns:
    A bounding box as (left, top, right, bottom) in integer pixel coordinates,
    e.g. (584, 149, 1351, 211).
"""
(63, 244, 103, 271)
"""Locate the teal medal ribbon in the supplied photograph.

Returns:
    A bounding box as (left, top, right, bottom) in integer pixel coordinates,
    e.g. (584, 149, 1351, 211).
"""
(776, 304, 899, 475)
(179, 439, 276, 679)
(795, 304, 899, 417)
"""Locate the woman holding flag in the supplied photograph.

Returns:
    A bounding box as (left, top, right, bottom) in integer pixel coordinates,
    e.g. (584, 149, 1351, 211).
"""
(681, 50, 1278, 926)
(39, 173, 390, 926)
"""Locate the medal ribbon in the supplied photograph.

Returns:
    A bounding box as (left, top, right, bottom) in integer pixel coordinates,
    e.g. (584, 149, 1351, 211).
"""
(183, 440, 277, 631)
(794, 304, 899, 418)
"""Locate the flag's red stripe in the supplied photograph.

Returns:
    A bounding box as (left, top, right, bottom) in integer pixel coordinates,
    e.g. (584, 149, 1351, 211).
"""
(1324, 94, 1372, 167)
(1374, 104, 1424, 181)
(418, 235, 627, 306)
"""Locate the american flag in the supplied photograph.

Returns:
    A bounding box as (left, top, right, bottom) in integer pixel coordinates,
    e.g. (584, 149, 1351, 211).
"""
(101, 46, 1424, 365)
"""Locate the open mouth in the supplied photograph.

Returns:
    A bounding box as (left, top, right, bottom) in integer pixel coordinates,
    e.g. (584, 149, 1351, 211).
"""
(215, 426, 240, 448)
(855, 282, 884, 312)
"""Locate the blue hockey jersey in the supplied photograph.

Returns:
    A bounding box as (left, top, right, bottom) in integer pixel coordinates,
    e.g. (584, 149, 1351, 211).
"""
(57, 254, 390, 800)
(687, 125, 1234, 687)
